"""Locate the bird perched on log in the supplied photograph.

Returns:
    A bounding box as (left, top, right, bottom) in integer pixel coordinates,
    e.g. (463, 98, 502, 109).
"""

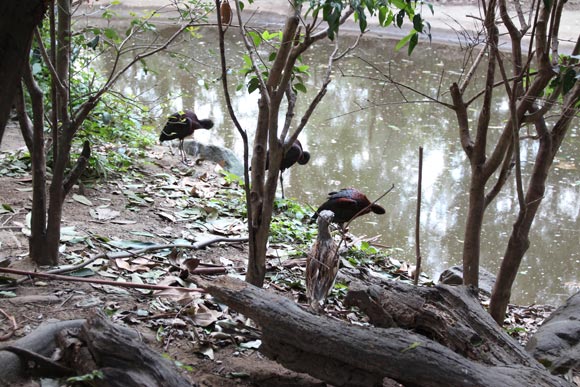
(313, 188, 385, 231)
(306, 210, 339, 310)
(265, 140, 310, 198)
(159, 110, 214, 164)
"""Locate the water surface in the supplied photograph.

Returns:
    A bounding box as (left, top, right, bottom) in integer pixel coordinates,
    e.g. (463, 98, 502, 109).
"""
(109, 27, 579, 306)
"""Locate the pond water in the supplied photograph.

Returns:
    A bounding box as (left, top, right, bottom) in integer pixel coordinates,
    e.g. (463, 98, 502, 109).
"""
(109, 26, 579, 306)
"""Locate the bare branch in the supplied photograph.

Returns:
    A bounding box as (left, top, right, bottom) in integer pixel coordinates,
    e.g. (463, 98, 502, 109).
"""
(62, 140, 90, 198)
(14, 83, 33, 152)
(216, 0, 252, 230)
(33, 27, 67, 97)
(354, 56, 455, 109)
(450, 83, 474, 158)
(459, 42, 488, 94)
(73, 23, 193, 129)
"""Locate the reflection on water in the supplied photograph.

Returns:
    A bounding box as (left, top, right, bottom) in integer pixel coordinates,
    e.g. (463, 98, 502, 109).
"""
(108, 27, 579, 306)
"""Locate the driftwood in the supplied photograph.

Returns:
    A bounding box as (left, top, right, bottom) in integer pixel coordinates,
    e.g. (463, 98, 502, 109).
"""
(196, 276, 571, 387)
(0, 313, 192, 387)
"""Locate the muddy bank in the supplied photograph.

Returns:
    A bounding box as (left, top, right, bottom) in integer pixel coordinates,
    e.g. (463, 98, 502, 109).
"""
(80, 1, 578, 50)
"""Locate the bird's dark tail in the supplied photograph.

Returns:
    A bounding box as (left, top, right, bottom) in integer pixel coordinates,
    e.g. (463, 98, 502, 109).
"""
(371, 203, 386, 214)
(298, 151, 311, 165)
(199, 119, 214, 129)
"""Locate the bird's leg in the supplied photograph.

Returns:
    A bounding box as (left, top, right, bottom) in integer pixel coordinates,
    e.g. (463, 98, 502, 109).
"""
(167, 141, 176, 156)
(279, 174, 285, 199)
(179, 139, 191, 165)
(338, 223, 350, 249)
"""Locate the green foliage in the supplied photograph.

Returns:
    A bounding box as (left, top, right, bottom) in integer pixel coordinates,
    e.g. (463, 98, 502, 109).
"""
(544, 53, 579, 102)
(161, 353, 195, 371)
(27, 10, 160, 181)
(237, 30, 310, 95)
(304, 0, 432, 54)
(505, 326, 527, 335)
(75, 93, 156, 180)
(221, 170, 245, 186)
(270, 198, 315, 245)
(66, 370, 105, 384)
(237, 1, 431, 96)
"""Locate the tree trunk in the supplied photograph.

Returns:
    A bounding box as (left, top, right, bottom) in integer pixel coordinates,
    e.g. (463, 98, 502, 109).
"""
(246, 95, 270, 287)
(56, 0, 70, 130)
(490, 85, 580, 324)
(196, 276, 571, 387)
(0, 0, 46, 144)
(20, 51, 51, 265)
(488, 1, 580, 324)
(462, 173, 486, 287)
(244, 11, 300, 287)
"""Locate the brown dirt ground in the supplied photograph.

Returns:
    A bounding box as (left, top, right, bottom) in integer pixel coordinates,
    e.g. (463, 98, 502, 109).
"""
(0, 122, 327, 387)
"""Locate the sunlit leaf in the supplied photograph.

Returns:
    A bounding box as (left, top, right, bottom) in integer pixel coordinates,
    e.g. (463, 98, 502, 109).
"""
(68, 268, 96, 277)
(89, 207, 120, 220)
(73, 194, 93, 206)
(0, 291, 17, 298)
(1, 204, 14, 213)
(240, 339, 262, 349)
(395, 32, 413, 52)
(108, 240, 156, 249)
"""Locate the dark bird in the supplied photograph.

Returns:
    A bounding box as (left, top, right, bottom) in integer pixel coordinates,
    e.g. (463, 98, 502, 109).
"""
(306, 210, 339, 310)
(265, 140, 310, 198)
(159, 110, 214, 164)
(313, 188, 385, 230)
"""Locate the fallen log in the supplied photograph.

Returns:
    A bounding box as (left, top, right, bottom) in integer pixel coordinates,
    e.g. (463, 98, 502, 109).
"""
(196, 276, 571, 387)
(0, 313, 193, 387)
(342, 269, 536, 366)
(0, 319, 85, 385)
(58, 311, 192, 387)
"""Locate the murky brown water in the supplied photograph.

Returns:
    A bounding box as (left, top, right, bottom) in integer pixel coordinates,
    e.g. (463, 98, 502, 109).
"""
(109, 27, 579, 306)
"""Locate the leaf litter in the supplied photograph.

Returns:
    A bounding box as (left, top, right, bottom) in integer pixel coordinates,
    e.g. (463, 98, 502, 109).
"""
(0, 148, 563, 385)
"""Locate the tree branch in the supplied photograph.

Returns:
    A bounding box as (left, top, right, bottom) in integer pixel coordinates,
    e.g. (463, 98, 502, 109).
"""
(62, 140, 91, 198)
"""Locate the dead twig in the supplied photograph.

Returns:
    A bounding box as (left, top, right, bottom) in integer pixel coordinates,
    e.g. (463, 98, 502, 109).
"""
(0, 267, 205, 293)
(414, 147, 423, 286)
(0, 308, 18, 341)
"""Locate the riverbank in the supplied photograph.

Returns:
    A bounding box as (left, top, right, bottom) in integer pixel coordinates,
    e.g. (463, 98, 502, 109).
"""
(81, 0, 579, 51)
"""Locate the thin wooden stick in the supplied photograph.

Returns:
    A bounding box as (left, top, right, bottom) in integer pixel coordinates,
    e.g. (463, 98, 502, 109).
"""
(0, 267, 205, 293)
(343, 184, 395, 232)
(414, 147, 423, 286)
(0, 308, 18, 341)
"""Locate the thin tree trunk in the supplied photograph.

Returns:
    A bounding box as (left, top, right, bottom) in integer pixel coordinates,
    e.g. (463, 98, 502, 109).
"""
(44, 131, 75, 265)
(246, 95, 270, 287)
(22, 56, 49, 265)
(245, 11, 300, 287)
(461, 173, 486, 287)
(490, 83, 580, 323)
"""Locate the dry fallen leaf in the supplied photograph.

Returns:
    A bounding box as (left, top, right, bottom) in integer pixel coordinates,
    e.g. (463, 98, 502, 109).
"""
(190, 303, 223, 327)
(90, 207, 120, 221)
(73, 194, 93, 206)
